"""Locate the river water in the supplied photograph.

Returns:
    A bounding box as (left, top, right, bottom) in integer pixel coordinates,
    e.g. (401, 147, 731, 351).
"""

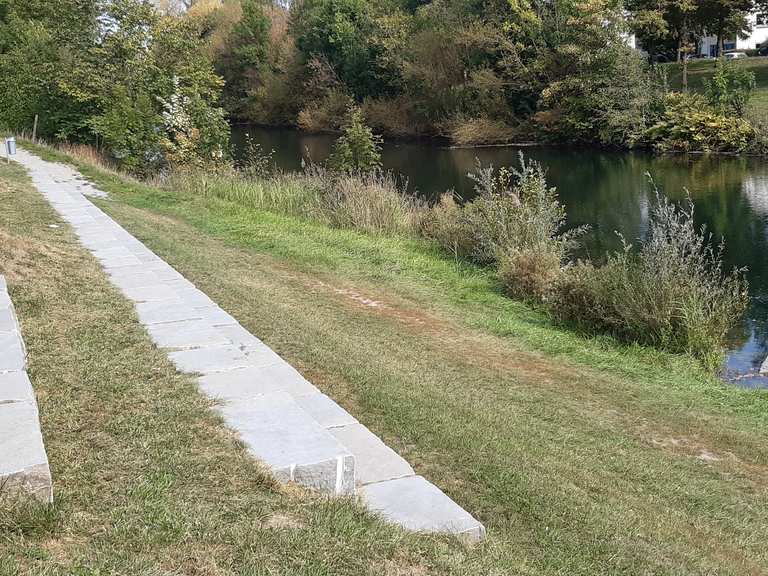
(232, 126, 768, 387)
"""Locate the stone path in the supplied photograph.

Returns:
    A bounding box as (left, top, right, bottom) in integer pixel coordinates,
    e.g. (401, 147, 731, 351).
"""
(12, 148, 485, 541)
(0, 275, 53, 502)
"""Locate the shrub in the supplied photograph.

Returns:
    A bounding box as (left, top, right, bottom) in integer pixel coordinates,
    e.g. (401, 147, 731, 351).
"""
(327, 108, 383, 172)
(644, 93, 756, 153)
(89, 89, 164, 175)
(704, 59, 756, 117)
(420, 193, 477, 259)
(498, 247, 562, 302)
(296, 88, 354, 132)
(236, 134, 276, 179)
(362, 96, 427, 139)
(423, 155, 583, 301)
(466, 157, 583, 266)
(552, 192, 748, 369)
(448, 116, 518, 146)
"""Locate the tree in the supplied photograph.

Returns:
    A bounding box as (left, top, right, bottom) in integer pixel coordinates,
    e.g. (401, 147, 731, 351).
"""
(0, 0, 229, 172)
(328, 108, 382, 171)
(290, 0, 402, 99)
(697, 0, 753, 57)
(625, 0, 699, 61)
(213, 0, 271, 115)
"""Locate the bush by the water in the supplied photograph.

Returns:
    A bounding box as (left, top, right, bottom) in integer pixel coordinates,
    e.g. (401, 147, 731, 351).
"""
(423, 156, 583, 301)
(552, 192, 748, 369)
(644, 93, 756, 153)
(328, 108, 383, 173)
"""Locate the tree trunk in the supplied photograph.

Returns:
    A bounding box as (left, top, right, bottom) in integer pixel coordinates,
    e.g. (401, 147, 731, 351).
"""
(717, 14, 725, 57)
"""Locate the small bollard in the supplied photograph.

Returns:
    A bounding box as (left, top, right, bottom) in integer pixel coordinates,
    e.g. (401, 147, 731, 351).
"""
(5, 137, 16, 164)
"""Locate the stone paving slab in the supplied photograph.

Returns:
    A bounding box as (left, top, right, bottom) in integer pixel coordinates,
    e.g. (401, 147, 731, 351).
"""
(198, 365, 320, 401)
(0, 332, 26, 373)
(121, 284, 181, 303)
(0, 371, 35, 404)
(169, 345, 252, 375)
(294, 393, 359, 429)
(0, 275, 53, 503)
(217, 392, 355, 494)
(147, 319, 230, 350)
(0, 401, 53, 502)
(12, 147, 485, 539)
(199, 364, 320, 400)
(108, 269, 163, 289)
(0, 308, 18, 333)
(330, 423, 414, 486)
(0, 278, 10, 309)
(216, 323, 265, 348)
(136, 301, 203, 325)
(176, 287, 215, 308)
(362, 475, 486, 542)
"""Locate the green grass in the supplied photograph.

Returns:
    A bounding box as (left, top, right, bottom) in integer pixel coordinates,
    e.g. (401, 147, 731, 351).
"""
(0, 162, 476, 575)
(13, 142, 768, 574)
(664, 56, 768, 123)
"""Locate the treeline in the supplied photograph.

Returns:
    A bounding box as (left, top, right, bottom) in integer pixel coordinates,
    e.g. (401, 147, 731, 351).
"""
(213, 0, 657, 146)
(210, 0, 765, 150)
(0, 0, 765, 173)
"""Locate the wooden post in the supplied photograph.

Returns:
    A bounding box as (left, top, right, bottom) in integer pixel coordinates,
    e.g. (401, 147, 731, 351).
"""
(32, 114, 38, 143)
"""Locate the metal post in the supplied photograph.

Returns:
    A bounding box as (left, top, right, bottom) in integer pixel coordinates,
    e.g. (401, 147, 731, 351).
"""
(32, 115, 38, 143)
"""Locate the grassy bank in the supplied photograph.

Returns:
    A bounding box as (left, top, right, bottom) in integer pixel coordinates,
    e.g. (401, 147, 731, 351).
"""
(664, 56, 768, 124)
(14, 143, 768, 574)
(0, 162, 476, 574)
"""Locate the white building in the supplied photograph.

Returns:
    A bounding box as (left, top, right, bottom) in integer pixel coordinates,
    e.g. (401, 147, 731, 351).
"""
(699, 11, 768, 56)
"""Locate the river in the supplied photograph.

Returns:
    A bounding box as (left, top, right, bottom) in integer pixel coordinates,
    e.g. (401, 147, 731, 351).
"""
(232, 126, 768, 387)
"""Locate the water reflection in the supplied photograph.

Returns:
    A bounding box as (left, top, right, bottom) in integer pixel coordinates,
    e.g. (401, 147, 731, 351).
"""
(232, 126, 768, 385)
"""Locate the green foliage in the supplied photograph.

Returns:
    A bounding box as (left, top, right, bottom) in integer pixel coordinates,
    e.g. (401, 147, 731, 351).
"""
(201, 0, 768, 150)
(552, 192, 748, 369)
(704, 59, 756, 117)
(534, 1, 663, 146)
(0, 0, 229, 172)
(328, 109, 383, 172)
(423, 155, 582, 300)
(89, 88, 163, 175)
(214, 0, 271, 115)
(290, 0, 403, 99)
(645, 92, 756, 152)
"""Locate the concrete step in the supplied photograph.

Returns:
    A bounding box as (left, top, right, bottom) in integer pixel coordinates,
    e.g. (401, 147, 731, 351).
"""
(361, 475, 485, 542)
(329, 423, 414, 486)
(217, 392, 355, 495)
(0, 401, 53, 503)
(0, 275, 53, 503)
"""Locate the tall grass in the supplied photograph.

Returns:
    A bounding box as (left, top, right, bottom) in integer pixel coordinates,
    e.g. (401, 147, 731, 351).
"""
(166, 169, 322, 218)
(166, 164, 421, 237)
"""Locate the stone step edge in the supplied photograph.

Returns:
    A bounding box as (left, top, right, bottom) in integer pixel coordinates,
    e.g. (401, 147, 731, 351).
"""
(0, 275, 53, 503)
